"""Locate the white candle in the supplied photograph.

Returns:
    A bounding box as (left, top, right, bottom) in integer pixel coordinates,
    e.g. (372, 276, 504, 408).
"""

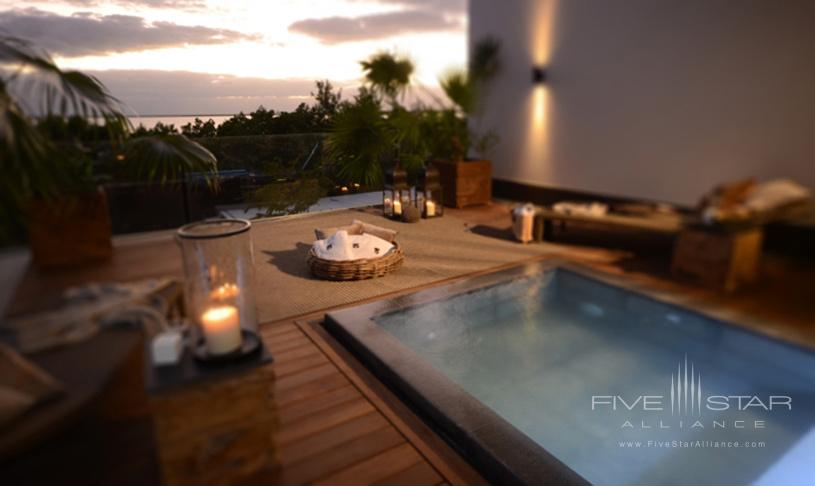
(384, 197, 392, 215)
(426, 200, 436, 217)
(393, 199, 402, 215)
(200, 305, 242, 355)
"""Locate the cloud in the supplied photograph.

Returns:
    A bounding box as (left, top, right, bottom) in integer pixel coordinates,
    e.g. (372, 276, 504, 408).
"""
(0, 8, 257, 56)
(357, 0, 465, 15)
(52, 0, 207, 9)
(289, 9, 463, 44)
(87, 70, 356, 115)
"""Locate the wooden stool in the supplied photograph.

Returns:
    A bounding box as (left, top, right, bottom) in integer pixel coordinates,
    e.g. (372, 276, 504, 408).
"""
(671, 226, 763, 292)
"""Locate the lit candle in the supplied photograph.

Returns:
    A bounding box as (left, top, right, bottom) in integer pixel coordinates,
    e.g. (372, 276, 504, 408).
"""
(393, 199, 402, 215)
(426, 200, 436, 217)
(200, 305, 242, 355)
(210, 282, 240, 301)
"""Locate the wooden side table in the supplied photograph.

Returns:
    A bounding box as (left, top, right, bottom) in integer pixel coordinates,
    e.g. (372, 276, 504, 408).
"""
(671, 226, 763, 292)
(149, 349, 277, 486)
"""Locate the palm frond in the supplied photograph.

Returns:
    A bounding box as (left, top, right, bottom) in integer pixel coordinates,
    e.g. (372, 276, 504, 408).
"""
(0, 81, 71, 240)
(0, 36, 131, 140)
(439, 69, 475, 115)
(388, 107, 427, 163)
(359, 52, 414, 105)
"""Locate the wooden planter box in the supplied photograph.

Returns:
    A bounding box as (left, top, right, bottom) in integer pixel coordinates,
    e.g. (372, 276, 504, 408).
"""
(27, 188, 113, 268)
(434, 159, 492, 208)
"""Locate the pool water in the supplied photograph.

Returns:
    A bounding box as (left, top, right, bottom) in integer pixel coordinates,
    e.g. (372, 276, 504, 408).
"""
(375, 268, 815, 485)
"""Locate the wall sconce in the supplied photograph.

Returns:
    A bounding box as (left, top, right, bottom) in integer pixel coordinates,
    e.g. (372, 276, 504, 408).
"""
(532, 66, 547, 84)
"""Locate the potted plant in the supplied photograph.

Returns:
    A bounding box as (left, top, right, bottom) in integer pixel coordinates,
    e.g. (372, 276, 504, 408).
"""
(0, 37, 218, 267)
(432, 37, 501, 208)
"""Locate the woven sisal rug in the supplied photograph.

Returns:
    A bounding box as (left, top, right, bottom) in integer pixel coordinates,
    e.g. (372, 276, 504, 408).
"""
(252, 207, 554, 322)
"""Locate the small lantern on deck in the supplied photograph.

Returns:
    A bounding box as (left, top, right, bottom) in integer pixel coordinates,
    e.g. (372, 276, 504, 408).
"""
(383, 161, 411, 220)
(418, 164, 444, 218)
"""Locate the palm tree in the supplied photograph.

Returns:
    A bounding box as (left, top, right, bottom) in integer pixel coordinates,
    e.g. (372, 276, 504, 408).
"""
(0, 36, 217, 241)
(326, 90, 391, 186)
(359, 52, 414, 107)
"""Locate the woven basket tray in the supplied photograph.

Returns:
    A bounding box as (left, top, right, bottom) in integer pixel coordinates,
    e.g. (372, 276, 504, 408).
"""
(306, 241, 405, 281)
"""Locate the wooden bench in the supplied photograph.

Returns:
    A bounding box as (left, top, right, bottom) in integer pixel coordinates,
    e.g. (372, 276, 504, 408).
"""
(534, 207, 686, 241)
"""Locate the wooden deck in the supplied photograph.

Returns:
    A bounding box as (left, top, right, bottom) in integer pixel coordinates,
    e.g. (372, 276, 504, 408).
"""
(4, 201, 815, 485)
(261, 316, 484, 485)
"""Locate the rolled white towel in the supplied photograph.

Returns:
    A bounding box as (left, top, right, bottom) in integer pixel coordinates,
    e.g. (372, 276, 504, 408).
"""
(313, 231, 394, 261)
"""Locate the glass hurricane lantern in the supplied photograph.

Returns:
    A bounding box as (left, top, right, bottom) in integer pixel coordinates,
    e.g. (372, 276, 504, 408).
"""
(177, 219, 258, 357)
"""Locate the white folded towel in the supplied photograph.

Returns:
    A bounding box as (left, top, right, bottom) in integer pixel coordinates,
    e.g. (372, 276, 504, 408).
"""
(313, 230, 394, 261)
(552, 201, 608, 217)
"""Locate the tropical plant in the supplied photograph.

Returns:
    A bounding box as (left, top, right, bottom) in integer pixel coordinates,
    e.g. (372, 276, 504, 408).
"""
(0, 36, 217, 241)
(327, 52, 431, 186)
(360, 52, 414, 107)
(326, 89, 392, 186)
(327, 41, 502, 186)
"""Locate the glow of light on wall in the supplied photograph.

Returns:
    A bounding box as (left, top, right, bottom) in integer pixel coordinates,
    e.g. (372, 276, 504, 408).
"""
(532, 0, 558, 66)
(522, 0, 558, 180)
(532, 84, 548, 131)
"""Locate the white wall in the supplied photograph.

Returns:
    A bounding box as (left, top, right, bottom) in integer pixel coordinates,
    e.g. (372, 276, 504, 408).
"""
(470, 0, 815, 205)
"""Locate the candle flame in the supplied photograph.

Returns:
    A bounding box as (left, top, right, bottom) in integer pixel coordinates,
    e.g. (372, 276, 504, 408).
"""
(202, 305, 237, 322)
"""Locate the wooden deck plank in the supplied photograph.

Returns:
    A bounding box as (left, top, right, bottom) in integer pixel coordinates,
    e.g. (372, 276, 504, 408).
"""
(266, 333, 310, 351)
(280, 427, 405, 485)
(275, 362, 341, 393)
(275, 372, 350, 408)
(278, 384, 360, 423)
(269, 333, 313, 354)
(374, 460, 443, 486)
(311, 443, 424, 486)
(278, 411, 390, 466)
(261, 324, 301, 340)
(277, 397, 375, 445)
(273, 351, 330, 378)
(272, 342, 324, 363)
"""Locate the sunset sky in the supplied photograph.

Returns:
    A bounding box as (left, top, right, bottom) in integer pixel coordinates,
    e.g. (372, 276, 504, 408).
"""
(0, 0, 467, 115)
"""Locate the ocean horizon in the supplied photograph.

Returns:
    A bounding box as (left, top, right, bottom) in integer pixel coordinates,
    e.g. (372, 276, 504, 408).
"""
(129, 115, 234, 129)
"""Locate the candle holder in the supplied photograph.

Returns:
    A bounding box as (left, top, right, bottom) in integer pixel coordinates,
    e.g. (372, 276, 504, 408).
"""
(383, 161, 410, 220)
(177, 219, 259, 361)
(418, 164, 444, 218)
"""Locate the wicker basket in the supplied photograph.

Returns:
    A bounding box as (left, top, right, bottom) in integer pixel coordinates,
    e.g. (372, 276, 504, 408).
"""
(306, 241, 405, 281)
